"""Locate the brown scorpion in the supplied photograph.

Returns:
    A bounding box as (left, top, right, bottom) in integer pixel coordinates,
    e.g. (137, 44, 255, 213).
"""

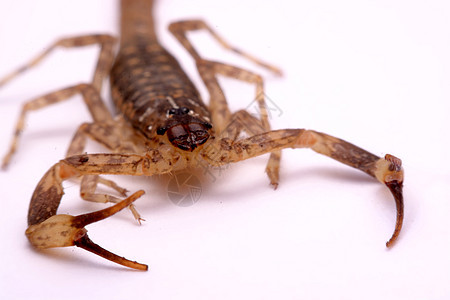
(0, 0, 404, 271)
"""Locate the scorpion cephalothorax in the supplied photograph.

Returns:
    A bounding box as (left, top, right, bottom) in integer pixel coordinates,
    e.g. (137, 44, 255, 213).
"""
(156, 106, 213, 152)
(1, 0, 404, 271)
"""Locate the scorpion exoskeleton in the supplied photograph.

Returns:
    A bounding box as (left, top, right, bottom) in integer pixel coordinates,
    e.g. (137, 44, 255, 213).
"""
(0, 0, 404, 271)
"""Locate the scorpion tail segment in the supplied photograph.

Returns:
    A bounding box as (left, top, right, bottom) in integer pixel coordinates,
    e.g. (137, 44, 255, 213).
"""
(26, 190, 148, 270)
(374, 154, 404, 248)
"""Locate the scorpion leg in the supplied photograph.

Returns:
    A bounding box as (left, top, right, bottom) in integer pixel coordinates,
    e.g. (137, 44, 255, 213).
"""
(169, 21, 282, 186)
(26, 151, 179, 270)
(224, 110, 282, 188)
(0, 34, 135, 219)
(80, 174, 145, 224)
(1, 83, 142, 219)
(168, 20, 282, 76)
(202, 129, 404, 247)
(168, 19, 281, 130)
(1, 83, 141, 218)
(1, 34, 117, 167)
(0, 34, 116, 91)
(66, 121, 145, 222)
(196, 60, 282, 187)
(2, 83, 114, 169)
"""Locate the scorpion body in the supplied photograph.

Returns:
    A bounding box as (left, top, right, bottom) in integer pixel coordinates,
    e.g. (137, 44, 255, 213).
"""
(112, 0, 212, 148)
(1, 0, 404, 271)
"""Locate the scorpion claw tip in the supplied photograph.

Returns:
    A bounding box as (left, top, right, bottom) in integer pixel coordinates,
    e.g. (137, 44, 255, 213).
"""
(73, 191, 148, 270)
(74, 234, 148, 271)
(385, 180, 404, 248)
(374, 155, 404, 247)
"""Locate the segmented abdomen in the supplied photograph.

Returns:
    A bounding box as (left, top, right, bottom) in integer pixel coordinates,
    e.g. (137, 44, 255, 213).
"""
(110, 42, 210, 138)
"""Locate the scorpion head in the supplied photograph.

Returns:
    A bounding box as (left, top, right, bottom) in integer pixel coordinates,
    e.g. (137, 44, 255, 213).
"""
(157, 106, 212, 151)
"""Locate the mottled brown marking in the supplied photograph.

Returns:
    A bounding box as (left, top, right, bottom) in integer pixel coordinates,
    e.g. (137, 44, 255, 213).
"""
(330, 141, 380, 177)
(1, 0, 404, 271)
(79, 156, 89, 163)
(220, 139, 232, 151)
(111, 6, 211, 142)
(28, 166, 64, 226)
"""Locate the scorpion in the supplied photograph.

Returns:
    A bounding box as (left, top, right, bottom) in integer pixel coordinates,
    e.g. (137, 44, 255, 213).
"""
(1, 0, 404, 271)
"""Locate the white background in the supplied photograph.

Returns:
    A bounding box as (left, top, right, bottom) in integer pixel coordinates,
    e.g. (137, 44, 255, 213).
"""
(0, 0, 449, 299)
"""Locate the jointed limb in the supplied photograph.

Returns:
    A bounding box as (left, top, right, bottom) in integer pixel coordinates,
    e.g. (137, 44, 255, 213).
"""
(0, 83, 142, 220)
(26, 149, 180, 270)
(1, 77, 142, 219)
(26, 187, 147, 271)
(67, 121, 147, 222)
(199, 61, 284, 186)
(0, 80, 144, 217)
(0, 34, 116, 91)
(224, 109, 282, 187)
(27, 151, 180, 225)
(196, 60, 282, 186)
(169, 20, 281, 130)
(169, 21, 283, 186)
(4, 0, 405, 273)
(203, 129, 404, 247)
(66, 122, 119, 157)
(198, 60, 283, 186)
(2, 83, 114, 169)
(1, 34, 117, 168)
(168, 20, 282, 76)
(80, 174, 144, 223)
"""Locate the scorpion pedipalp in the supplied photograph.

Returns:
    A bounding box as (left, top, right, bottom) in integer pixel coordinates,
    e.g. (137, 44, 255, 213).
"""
(0, 0, 407, 271)
(26, 190, 148, 271)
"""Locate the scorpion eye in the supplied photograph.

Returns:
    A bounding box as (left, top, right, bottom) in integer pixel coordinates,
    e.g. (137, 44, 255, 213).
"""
(167, 108, 177, 115)
(157, 126, 167, 135)
(180, 107, 190, 114)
